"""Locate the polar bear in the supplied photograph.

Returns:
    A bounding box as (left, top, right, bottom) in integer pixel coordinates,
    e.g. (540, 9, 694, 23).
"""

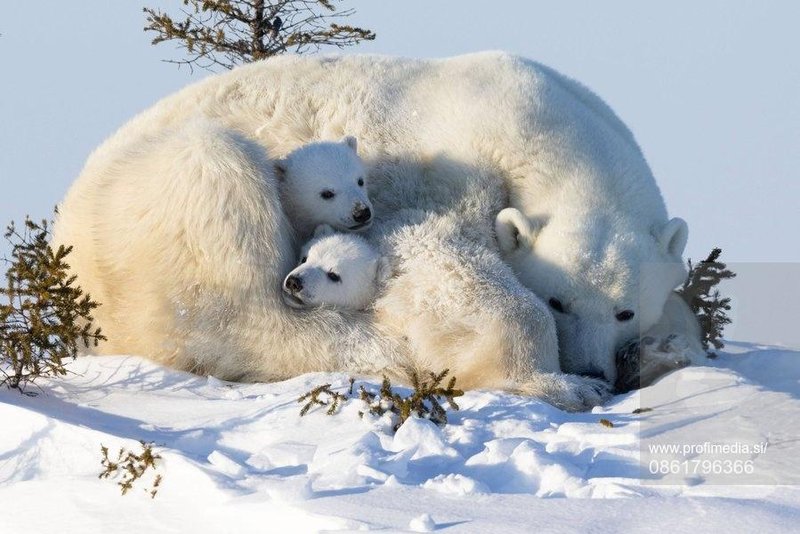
(494, 206, 691, 384)
(283, 225, 389, 310)
(53, 119, 401, 381)
(53, 52, 699, 410)
(277, 136, 373, 238)
(370, 169, 609, 407)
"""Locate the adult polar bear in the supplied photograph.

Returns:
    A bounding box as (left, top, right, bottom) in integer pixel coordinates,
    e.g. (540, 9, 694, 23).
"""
(54, 52, 695, 410)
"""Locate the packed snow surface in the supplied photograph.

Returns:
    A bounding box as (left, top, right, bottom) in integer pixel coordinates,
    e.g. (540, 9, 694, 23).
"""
(1, 341, 799, 533)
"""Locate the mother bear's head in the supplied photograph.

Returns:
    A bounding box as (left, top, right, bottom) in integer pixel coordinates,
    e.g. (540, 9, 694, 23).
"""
(495, 206, 689, 384)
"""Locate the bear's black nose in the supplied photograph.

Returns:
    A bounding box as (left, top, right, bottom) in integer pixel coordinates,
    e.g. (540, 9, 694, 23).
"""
(352, 205, 372, 224)
(284, 275, 303, 293)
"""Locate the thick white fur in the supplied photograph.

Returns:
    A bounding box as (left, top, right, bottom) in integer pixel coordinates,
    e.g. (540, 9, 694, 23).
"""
(283, 225, 387, 311)
(54, 52, 697, 410)
(54, 120, 402, 380)
(277, 137, 372, 238)
(371, 168, 609, 408)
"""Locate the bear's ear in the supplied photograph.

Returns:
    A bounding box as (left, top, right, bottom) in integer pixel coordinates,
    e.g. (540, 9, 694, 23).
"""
(313, 224, 335, 239)
(274, 159, 288, 181)
(342, 136, 358, 153)
(495, 208, 535, 253)
(374, 256, 393, 285)
(654, 217, 689, 258)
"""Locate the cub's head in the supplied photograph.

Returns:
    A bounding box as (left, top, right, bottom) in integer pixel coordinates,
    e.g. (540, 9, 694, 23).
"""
(282, 225, 391, 311)
(277, 136, 372, 235)
(495, 207, 689, 384)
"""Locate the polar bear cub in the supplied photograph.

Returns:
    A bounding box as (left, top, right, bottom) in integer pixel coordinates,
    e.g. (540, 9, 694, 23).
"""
(283, 225, 390, 310)
(277, 136, 373, 238)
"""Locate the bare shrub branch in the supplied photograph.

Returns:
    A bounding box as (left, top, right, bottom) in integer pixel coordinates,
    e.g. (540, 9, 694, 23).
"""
(144, 0, 375, 72)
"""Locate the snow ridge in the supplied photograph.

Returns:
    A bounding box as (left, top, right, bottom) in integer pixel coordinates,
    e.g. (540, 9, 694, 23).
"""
(1, 342, 799, 532)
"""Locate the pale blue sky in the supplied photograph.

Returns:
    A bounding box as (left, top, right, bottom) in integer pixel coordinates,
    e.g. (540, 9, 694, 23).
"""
(1, 0, 798, 268)
(0, 0, 800, 261)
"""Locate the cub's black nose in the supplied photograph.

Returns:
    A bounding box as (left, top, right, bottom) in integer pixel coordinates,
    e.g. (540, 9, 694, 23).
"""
(352, 205, 372, 224)
(284, 275, 303, 293)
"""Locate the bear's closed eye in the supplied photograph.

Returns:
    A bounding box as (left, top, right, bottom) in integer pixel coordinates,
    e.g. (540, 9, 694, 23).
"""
(616, 310, 635, 321)
(549, 298, 566, 313)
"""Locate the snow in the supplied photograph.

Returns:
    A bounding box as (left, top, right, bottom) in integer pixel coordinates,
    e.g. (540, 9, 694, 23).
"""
(409, 513, 436, 532)
(1, 342, 799, 533)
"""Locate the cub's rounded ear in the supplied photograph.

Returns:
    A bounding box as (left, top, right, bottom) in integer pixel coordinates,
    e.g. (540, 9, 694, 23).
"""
(274, 159, 288, 181)
(313, 224, 335, 239)
(342, 135, 358, 153)
(374, 256, 393, 285)
(654, 217, 689, 258)
(495, 208, 534, 253)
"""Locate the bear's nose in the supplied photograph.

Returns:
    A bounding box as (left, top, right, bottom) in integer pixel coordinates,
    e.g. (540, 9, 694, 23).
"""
(352, 205, 372, 224)
(284, 275, 303, 293)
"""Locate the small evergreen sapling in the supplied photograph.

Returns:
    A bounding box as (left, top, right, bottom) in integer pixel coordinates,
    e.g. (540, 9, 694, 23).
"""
(297, 370, 464, 432)
(99, 441, 163, 498)
(614, 248, 734, 391)
(298, 383, 348, 416)
(358, 370, 464, 431)
(0, 217, 105, 391)
(677, 248, 736, 352)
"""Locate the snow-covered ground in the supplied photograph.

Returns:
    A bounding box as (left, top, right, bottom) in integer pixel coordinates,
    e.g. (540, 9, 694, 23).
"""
(2, 342, 799, 533)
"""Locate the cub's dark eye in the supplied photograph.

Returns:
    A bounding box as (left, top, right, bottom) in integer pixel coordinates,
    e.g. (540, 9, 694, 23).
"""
(327, 271, 341, 282)
(357, 178, 365, 187)
(320, 190, 335, 200)
(300, 256, 307, 264)
(548, 298, 565, 313)
(616, 310, 635, 322)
